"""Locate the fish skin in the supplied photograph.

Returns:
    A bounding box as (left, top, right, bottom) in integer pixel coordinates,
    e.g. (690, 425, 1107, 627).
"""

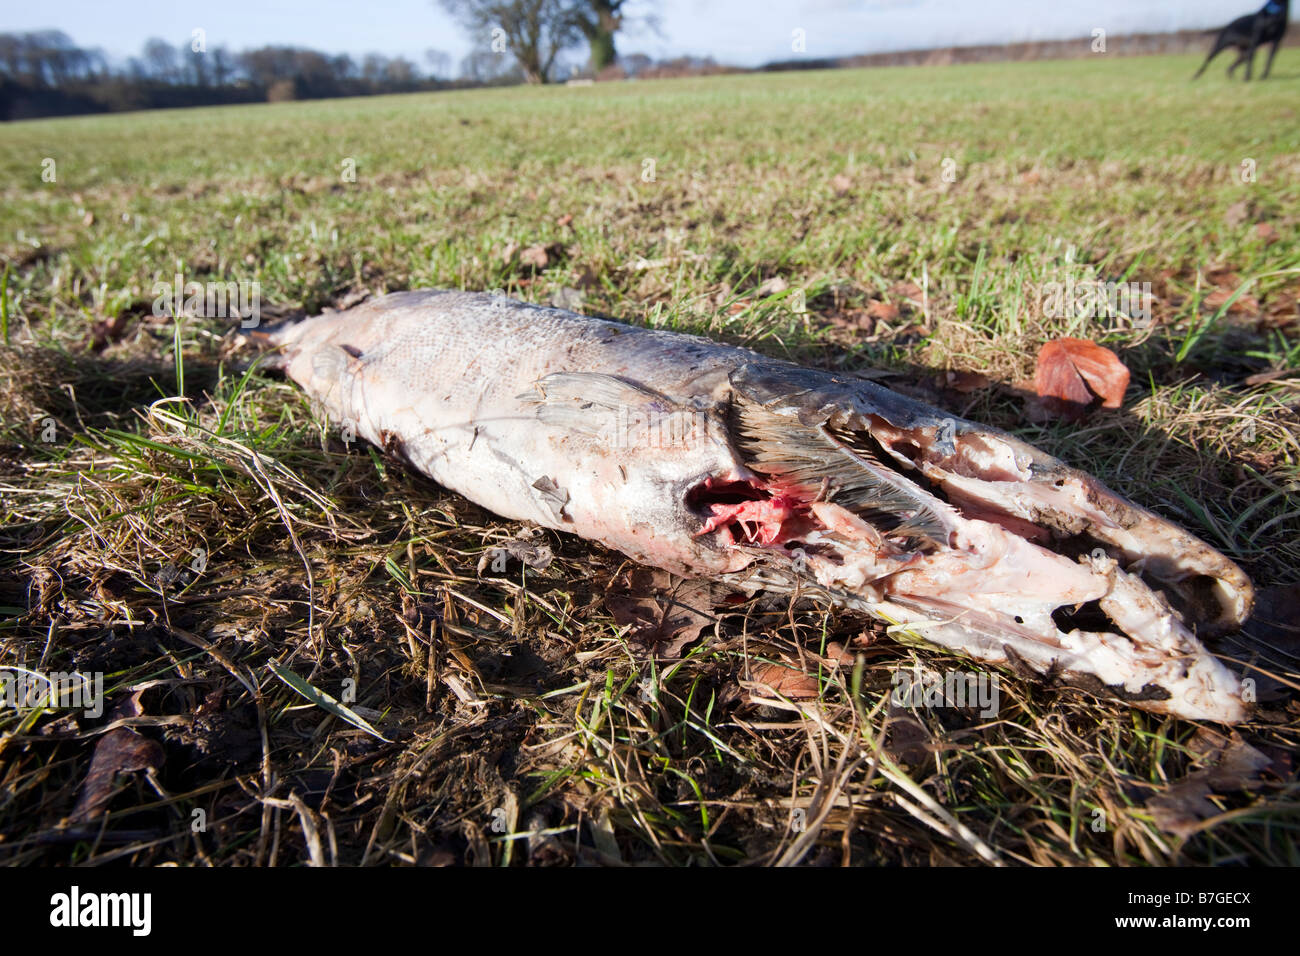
(260, 289, 1253, 723)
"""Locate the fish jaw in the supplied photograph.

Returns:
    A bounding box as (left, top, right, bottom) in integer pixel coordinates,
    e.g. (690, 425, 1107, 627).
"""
(709, 363, 1253, 723)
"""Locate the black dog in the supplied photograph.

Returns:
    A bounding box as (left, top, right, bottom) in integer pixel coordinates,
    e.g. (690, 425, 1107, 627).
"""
(1193, 0, 1290, 80)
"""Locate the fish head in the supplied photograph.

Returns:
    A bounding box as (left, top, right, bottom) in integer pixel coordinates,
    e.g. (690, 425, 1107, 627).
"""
(695, 363, 1253, 723)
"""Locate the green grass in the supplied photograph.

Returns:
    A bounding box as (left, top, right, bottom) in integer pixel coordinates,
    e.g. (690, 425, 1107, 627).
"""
(1, 52, 1298, 866)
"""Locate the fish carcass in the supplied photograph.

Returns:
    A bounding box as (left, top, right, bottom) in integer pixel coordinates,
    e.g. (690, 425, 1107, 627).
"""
(256, 290, 1253, 723)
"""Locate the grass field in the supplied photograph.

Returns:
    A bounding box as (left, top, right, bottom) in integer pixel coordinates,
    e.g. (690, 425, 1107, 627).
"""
(1, 51, 1298, 866)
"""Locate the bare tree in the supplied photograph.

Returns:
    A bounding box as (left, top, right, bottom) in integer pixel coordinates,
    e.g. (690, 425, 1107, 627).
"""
(424, 48, 452, 79)
(209, 47, 238, 85)
(460, 47, 511, 83)
(438, 0, 579, 83)
(384, 57, 419, 87)
(331, 54, 357, 81)
(360, 53, 390, 85)
(142, 37, 179, 83)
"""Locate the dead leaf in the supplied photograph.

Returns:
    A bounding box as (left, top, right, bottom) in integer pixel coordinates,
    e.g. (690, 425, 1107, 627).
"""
(477, 530, 554, 575)
(750, 662, 821, 700)
(81, 210, 94, 227)
(889, 280, 924, 301)
(757, 276, 788, 297)
(1033, 337, 1130, 419)
(519, 245, 551, 269)
(823, 642, 855, 667)
(825, 308, 874, 332)
(1146, 781, 1217, 838)
(940, 369, 991, 393)
(88, 313, 131, 352)
(830, 173, 853, 195)
(1243, 368, 1299, 387)
(70, 727, 165, 823)
(1224, 201, 1250, 227)
(556, 213, 573, 227)
(1255, 222, 1278, 244)
(1261, 292, 1297, 330)
(884, 707, 931, 765)
(605, 568, 716, 659)
(1146, 732, 1269, 839)
(498, 240, 519, 263)
(866, 300, 900, 322)
(1203, 287, 1260, 315)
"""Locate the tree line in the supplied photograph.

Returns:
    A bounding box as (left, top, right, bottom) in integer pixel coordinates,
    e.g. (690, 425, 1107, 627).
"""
(0, 30, 500, 120)
(1, 2, 659, 120)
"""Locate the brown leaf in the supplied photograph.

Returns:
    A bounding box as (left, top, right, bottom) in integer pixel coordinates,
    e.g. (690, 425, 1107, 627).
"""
(519, 244, 551, 269)
(70, 727, 165, 823)
(825, 308, 874, 332)
(884, 708, 931, 765)
(756, 276, 788, 297)
(1146, 732, 1269, 839)
(830, 173, 853, 195)
(1033, 337, 1130, 418)
(1146, 780, 1218, 839)
(889, 281, 924, 301)
(477, 530, 554, 574)
(1243, 368, 1299, 387)
(1223, 200, 1250, 228)
(81, 210, 94, 227)
(605, 568, 716, 659)
(750, 661, 821, 700)
(940, 369, 991, 393)
(823, 642, 855, 667)
(88, 313, 131, 352)
(866, 300, 900, 322)
(1255, 222, 1278, 244)
(556, 213, 573, 227)
(1203, 287, 1260, 315)
(1262, 292, 1297, 329)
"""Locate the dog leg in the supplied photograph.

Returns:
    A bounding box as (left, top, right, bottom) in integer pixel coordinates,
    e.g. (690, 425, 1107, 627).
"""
(1194, 37, 1230, 78)
(1262, 38, 1281, 79)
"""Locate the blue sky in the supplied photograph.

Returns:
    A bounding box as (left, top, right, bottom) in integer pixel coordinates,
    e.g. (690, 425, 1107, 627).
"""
(0, 1, 1278, 70)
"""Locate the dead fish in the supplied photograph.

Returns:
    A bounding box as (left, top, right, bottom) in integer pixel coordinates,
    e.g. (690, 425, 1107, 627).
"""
(253, 290, 1253, 723)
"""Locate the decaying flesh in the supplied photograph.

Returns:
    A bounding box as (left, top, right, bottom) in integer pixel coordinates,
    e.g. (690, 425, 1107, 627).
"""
(259, 290, 1254, 723)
